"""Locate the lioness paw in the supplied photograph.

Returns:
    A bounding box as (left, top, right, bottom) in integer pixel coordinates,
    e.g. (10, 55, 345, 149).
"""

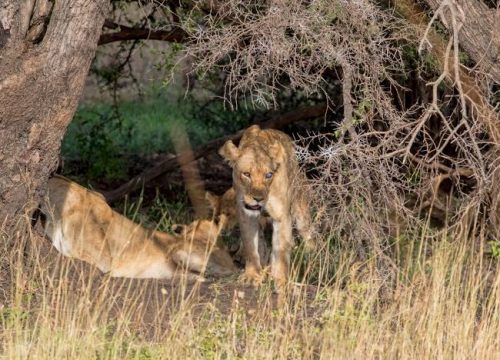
(303, 236, 318, 253)
(239, 268, 265, 287)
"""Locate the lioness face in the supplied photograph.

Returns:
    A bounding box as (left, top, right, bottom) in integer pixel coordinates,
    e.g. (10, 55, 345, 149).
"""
(231, 148, 278, 214)
(206, 189, 238, 232)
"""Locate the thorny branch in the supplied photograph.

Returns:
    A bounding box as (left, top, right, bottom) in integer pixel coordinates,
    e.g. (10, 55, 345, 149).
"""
(183, 0, 500, 260)
(92, 1, 499, 283)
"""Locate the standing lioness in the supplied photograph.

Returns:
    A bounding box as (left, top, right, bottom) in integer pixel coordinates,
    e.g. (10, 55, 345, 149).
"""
(40, 175, 236, 280)
(219, 125, 314, 289)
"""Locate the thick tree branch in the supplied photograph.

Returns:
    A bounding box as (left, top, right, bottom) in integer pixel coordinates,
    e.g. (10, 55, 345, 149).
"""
(0, 0, 109, 231)
(396, 0, 500, 142)
(102, 104, 327, 203)
(98, 20, 187, 45)
(424, 0, 499, 84)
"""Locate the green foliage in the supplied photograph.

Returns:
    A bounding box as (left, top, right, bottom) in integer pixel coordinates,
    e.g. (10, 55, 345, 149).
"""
(400, 43, 440, 79)
(184, 96, 257, 139)
(62, 108, 129, 181)
(0, 307, 29, 327)
(155, 43, 184, 87)
(487, 240, 500, 259)
(114, 190, 191, 233)
(143, 191, 191, 232)
(62, 89, 254, 183)
(91, 64, 123, 88)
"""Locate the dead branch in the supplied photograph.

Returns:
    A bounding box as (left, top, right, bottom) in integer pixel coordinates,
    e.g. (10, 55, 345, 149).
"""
(409, 153, 473, 214)
(337, 60, 357, 142)
(98, 20, 186, 45)
(186, 0, 403, 107)
(102, 104, 327, 203)
(407, 153, 473, 177)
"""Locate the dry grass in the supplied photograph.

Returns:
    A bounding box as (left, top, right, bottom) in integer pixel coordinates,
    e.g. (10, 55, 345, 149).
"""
(1, 216, 498, 359)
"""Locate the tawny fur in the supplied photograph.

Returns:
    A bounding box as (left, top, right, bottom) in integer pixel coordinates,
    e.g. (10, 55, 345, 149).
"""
(205, 188, 239, 232)
(206, 188, 273, 233)
(206, 188, 271, 265)
(40, 175, 236, 280)
(218, 125, 315, 288)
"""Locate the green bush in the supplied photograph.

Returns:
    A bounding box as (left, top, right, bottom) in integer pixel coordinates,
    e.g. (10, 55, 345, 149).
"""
(61, 92, 255, 183)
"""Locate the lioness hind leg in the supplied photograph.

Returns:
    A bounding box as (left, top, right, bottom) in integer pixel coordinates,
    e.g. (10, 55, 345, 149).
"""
(204, 248, 237, 277)
(292, 195, 316, 251)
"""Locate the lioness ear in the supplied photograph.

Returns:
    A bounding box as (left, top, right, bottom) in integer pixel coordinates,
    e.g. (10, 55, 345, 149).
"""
(246, 124, 261, 135)
(172, 224, 185, 235)
(218, 140, 240, 163)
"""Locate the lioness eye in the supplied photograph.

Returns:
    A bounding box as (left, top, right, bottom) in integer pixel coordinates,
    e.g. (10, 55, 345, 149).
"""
(265, 172, 273, 179)
(242, 172, 251, 178)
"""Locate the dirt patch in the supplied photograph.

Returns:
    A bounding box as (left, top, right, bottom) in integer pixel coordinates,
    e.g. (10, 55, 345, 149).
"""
(1, 231, 322, 341)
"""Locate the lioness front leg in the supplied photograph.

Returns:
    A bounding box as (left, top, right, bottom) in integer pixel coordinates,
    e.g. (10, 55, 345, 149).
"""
(239, 209, 265, 285)
(271, 217, 293, 291)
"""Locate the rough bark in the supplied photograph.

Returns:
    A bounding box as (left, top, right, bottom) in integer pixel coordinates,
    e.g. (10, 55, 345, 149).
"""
(424, 0, 500, 84)
(0, 0, 109, 232)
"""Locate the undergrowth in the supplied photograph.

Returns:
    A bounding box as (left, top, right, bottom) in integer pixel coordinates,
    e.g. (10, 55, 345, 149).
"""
(60, 91, 256, 183)
(0, 202, 498, 359)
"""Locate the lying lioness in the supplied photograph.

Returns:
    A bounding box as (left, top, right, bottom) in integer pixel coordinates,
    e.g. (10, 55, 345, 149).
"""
(40, 175, 236, 280)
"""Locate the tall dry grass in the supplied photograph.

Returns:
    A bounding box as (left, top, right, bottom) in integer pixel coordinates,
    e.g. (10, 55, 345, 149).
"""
(0, 216, 498, 359)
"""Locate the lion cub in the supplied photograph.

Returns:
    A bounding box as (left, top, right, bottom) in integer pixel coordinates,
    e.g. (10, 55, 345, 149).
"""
(219, 125, 315, 289)
(206, 188, 272, 265)
(40, 175, 236, 280)
(206, 188, 273, 234)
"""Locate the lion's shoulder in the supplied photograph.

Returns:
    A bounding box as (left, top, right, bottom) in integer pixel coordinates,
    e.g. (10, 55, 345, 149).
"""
(46, 176, 112, 220)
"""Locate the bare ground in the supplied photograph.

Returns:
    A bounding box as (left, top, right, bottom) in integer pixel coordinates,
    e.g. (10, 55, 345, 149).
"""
(0, 230, 322, 341)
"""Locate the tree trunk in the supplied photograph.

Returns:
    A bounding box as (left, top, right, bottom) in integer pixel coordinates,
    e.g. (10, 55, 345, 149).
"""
(424, 0, 500, 84)
(396, 0, 500, 141)
(0, 1, 109, 233)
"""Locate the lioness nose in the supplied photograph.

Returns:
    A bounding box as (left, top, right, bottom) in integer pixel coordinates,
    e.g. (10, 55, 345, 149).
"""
(253, 195, 264, 202)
